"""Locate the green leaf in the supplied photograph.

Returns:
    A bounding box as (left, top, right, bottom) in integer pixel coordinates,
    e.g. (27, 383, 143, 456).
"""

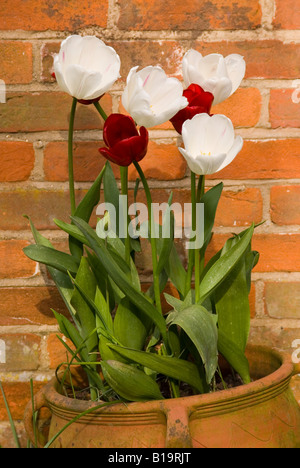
(168, 305, 218, 383)
(218, 330, 251, 384)
(108, 344, 206, 394)
(54, 219, 87, 245)
(200, 183, 223, 254)
(199, 224, 255, 304)
(114, 298, 151, 350)
(23, 244, 79, 275)
(156, 210, 175, 277)
(94, 286, 113, 334)
(71, 216, 168, 343)
(103, 161, 120, 236)
(52, 310, 90, 363)
(101, 360, 164, 402)
(69, 165, 106, 260)
(70, 257, 98, 354)
(214, 259, 250, 354)
(75, 165, 106, 223)
(164, 244, 187, 298)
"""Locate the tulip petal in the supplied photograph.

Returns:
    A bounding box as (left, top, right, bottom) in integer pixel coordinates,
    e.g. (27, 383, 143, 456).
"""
(217, 135, 244, 172)
(103, 114, 139, 147)
(63, 64, 103, 100)
(225, 54, 246, 96)
(207, 114, 235, 155)
(53, 35, 120, 100)
(179, 147, 228, 175)
(53, 57, 71, 95)
(122, 65, 187, 128)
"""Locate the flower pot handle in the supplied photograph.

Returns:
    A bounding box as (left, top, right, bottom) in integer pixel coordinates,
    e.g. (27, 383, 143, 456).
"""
(293, 362, 300, 376)
(163, 405, 193, 448)
(23, 387, 49, 448)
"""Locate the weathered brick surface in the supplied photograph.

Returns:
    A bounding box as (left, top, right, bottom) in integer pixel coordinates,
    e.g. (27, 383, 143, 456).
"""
(0, 0, 109, 31)
(0, 93, 111, 133)
(270, 89, 300, 128)
(0, 381, 45, 421)
(0, 142, 35, 182)
(0, 287, 67, 326)
(0, 42, 32, 84)
(273, 0, 300, 29)
(117, 0, 262, 30)
(213, 88, 261, 127)
(264, 282, 300, 319)
(207, 140, 300, 180)
(0, 334, 41, 371)
(271, 186, 300, 225)
(0, 241, 37, 279)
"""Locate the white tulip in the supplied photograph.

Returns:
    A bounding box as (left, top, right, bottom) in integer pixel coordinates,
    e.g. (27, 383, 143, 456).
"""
(178, 113, 243, 175)
(122, 66, 188, 128)
(182, 50, 246, 105)
(53, 35, 121, 101)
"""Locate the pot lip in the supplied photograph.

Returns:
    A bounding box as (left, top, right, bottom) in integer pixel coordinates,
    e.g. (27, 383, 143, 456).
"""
(43, 344, 295, 415)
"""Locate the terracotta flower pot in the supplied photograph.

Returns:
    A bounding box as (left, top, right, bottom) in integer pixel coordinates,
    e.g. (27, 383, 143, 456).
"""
(24, 345, 300, 448)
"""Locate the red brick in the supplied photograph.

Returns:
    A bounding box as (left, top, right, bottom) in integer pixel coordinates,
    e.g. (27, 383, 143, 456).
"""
(207, 139, 300, 180)
(117, 0, 262, 31)
(249, 326, 300, 355)
(0, 142, 34, 182)
(273, 0, 300, 29)
(0, 42, 32, 84)
(44, 140, 187, 182)
(213, 88, 261, 127)
(271, 186, 300, 225)
(206, 233, 300, 272)
(0, 381, 45, 421)
(128, 141, 187, 180)
(111, 40, 184, 79)
(0, 240, 37, 279)
(0, 287, 67, 326)
(47, 334, 76, 369)
(0, 93, 111, 133)
(264, 282, 300, 319)
(44, 142, 106, 182)
(0, 0, 108, 31)
(0, 189, 89, 231)
(0, 334, 40, 372)
(270, 89, 300, 128)
(193, 41, 300, 79)
(215, 188, 263, 227)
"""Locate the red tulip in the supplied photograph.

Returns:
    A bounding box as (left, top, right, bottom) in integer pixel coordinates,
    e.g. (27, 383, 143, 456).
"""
(99, 114, 149, 167)
(170, 84, 214, 134)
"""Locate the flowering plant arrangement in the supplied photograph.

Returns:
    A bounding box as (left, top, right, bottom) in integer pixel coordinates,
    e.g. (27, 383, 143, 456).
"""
(24, 35, 259, 402)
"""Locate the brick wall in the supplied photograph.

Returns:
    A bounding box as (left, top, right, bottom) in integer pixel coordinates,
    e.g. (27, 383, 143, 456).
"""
(0, 0, 299, 447)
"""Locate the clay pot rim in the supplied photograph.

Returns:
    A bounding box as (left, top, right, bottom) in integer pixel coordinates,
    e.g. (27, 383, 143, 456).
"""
(44, 344, 296, 415)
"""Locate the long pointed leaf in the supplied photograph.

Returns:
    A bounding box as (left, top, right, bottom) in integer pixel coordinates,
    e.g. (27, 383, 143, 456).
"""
(108, 344, 206, 393)
(199, 224, 254, 304)
(168, 305, 218, 383)
(23, 244, 79, 275)
(101, 360, 163, 402)
(71, 216, 168, 343)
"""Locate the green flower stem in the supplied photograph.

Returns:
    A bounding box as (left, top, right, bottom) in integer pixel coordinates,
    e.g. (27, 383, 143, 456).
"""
(194, 175, 205, 303)
(185, 172, 196, 297)
(68, 97, 78, 216)
(133, 161, 163, 317)
(93, 100, 108, 121)
(120, 166, 131, 266)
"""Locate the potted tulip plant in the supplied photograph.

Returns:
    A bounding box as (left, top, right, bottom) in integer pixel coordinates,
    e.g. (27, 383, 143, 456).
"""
(23, 36, 300, 449)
